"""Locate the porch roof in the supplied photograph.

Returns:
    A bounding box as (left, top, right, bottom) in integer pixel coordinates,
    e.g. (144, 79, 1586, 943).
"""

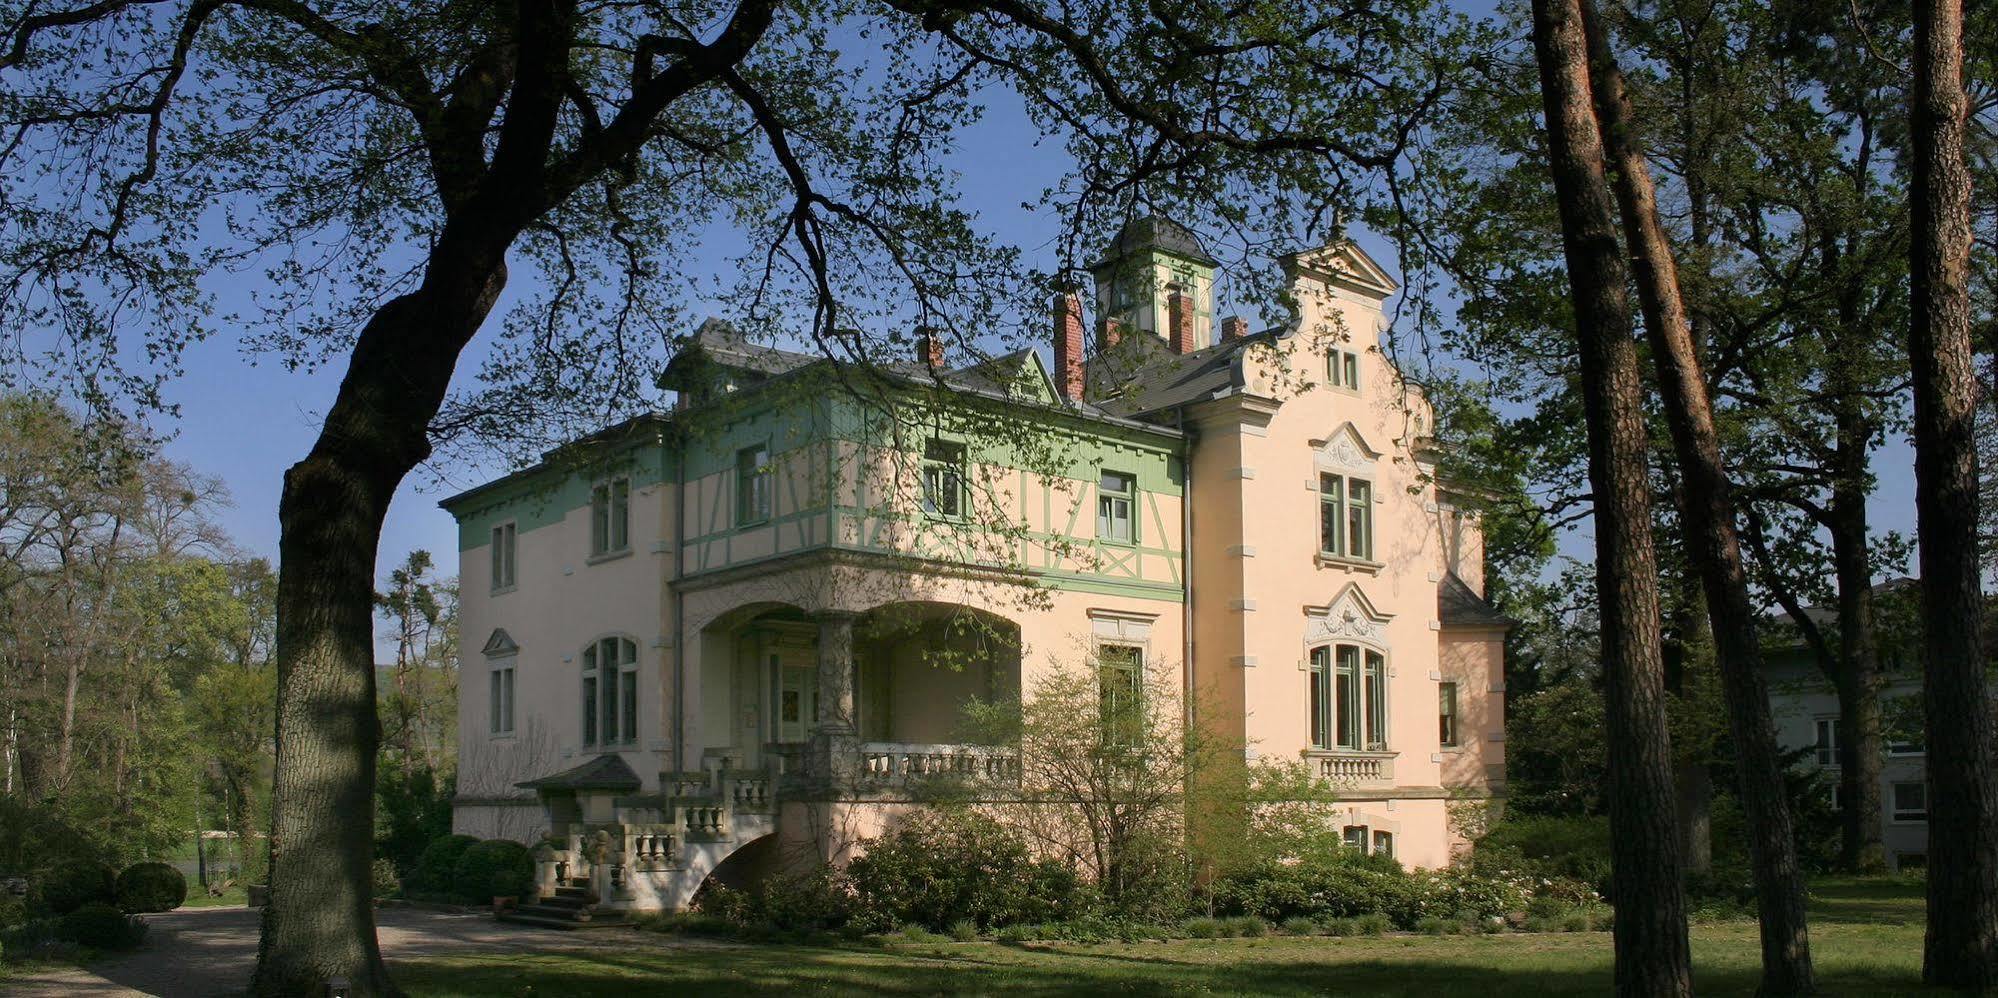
(515, 753, 643, 793)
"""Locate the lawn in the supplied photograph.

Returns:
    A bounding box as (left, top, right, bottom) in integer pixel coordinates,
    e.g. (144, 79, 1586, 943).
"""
(395, 877, 1934, 997)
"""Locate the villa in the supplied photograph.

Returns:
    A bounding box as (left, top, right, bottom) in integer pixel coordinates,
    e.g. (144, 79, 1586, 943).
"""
(441, 218, 1510, 921)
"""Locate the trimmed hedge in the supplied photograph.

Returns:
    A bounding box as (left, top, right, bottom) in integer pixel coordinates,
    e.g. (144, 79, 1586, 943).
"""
(845, 810, 1093, 932)
(38, 859, 115, 915)
(412, 834, 479, 897)
(115, 862, 186, 913)
(59, 902, 147, 950)
(452, 839, 533, 903)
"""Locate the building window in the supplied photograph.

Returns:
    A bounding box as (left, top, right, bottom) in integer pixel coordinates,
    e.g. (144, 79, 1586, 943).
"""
(1318, 474, 1374, 560)
(736, 445, 771, 524)
(1438, 681, 1460, 747)
(1884, 697, 1924, 756)
(490, 521, 517, 591)
(1327, 349, 1360, 390)
(1098, 643, 1143, 746)
(1097, 471, 1135, 543)
(590, 478, 630, 555)
(1371, 830, 1394, 858)
(1342, 825, 1368, 851)
(1891, 781, 1927, 823)
(489, 661, 515, 735)
(1813, 717, 1841, 766)
(921, 439, 965, 518)
(1310, 644, 1388, 751)
(582, 636, 639, 747)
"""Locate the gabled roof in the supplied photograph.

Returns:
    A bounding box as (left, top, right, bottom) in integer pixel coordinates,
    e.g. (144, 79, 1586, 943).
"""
(1084, 325, 1279, 418)
(1438, 572, 1515, 630)
(1091, 215, 1220, 269)
(1282, 241, 1400, 300)
(516, 754, 642, 793)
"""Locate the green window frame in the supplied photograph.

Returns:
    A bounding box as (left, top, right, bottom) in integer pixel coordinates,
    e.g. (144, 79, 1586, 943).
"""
(1098, 643, 1143, 747)
(582, 636, 639, 747)
(1318, 473, 1374, 560)
(736, 444, 772, 525)
(1327, 349, 1360, 390)
(590, 478, 630, 556)
(1097, 470, 1136, 543)
(1438, 681, 1460, 747)
(921, 439, 966, 519)
(1310, 643, 1388, 751)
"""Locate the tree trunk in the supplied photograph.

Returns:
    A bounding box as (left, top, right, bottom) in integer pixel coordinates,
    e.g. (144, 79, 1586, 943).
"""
(252, 241, 508, 997)
(1528, 1, 1692, 992)
(1909, 0, 1998, 986)
(1826, 447, 1885, 874)
(1575, 3, 1815, 991)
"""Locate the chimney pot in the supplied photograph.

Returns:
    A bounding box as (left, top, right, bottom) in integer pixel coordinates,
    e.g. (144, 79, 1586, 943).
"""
(1168, 288, 1196, 355)
(1221, 315, 1249, 341)
(1053, 293, 1086, 401)
(916, 326, 945, 370)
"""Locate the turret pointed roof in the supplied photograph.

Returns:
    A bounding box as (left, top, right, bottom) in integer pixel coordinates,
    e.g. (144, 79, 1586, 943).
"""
(1091, 215, 1220, 269)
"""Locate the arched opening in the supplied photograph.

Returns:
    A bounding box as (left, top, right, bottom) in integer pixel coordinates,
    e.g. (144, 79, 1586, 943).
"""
(853, 601, 1022, 746)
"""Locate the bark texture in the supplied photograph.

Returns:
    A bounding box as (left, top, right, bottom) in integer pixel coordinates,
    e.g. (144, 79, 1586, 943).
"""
(1576, 3, 1814, 991)
(1528, 0, 1692, 992)
(1909, 0, 1998, 986)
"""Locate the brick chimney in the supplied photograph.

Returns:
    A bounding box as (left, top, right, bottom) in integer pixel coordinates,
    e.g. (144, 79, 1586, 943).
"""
(1221, 315, 1249, 341)
(1053, 292, 1086, 402)
(1099, 316, 1126, 350)
(915, 326, 945, 370)
(1167, 287, 1196, 355)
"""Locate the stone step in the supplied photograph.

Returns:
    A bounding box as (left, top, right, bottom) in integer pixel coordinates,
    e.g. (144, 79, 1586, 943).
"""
(500, 908, 625, 931)
(538, 895, 592, 910)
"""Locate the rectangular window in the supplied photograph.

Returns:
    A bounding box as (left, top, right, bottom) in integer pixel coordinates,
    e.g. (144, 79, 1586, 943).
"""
(1814, 718, 1841, 767)
(921, 439, 966, 518)
(1309, 646, 1331, 749)
(1335, 645, 1360, 750)
(1372, 830, 1394, 858)
(620, 669, 639, 743)
(1319, 474, 1373, 560)
(591, 479, 630, 555)
(1363, 651, 1386, 750)
(582, 637, 638, 746)
(489, 664, 515, 735)
(1885, 697, 1924, 756)
(1098, 644, 1143, 746)
(1097, 471, 1135, 543)
(581, 672, 599, 746)
(1892, 781, 1927, 822)
(737, 445, 772, 524)
(1342, 825, 1368, 851)
(1327, 349, 1361, 390)
(490, 522, 517, 590)
(1439, 681, 1460, 747)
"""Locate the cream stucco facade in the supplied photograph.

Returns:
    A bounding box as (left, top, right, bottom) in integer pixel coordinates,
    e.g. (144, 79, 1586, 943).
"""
(443, 218, 1506, 917)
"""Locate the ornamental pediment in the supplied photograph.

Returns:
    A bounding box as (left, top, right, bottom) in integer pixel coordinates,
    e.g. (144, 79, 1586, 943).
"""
(1303, 583, 1393, 644)
(482, 628, 520, 658)
(1309, 422, 1381, 473)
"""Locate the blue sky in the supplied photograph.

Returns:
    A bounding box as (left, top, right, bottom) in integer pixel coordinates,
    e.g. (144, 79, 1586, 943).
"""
(150, 36, 1925, 628)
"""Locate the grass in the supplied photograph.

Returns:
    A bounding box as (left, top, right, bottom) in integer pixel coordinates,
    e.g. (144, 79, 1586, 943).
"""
(393, 877, 1938, 997)
(179, 884, 248, 909)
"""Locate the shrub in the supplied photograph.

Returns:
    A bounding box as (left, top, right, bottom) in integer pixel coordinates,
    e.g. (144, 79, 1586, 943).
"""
(38, 860, 115, 915)
(1182, 916, 1222, 939)
(948, 918, 978, 942)
(411, 834, 478, 897)
(845, 809, 1091, 932)
(1416, 916, 1456, 935)
(451, 840, 533, 903)
(114, 862, 186, 913)
(1224, 915, 1267, 938)
(1472, 816, 1612, 894)
(1354, 913, 1391, 936)
(1280, 916, 1319, 936)
(0, 892, 27, 930)
(1560, 910, 1593, 933)
(1417, 867, 1533, 920)
(371, 858, 401, 899)
(58, 903, 147, 950)
(1, 917, 66, 961)
(1213, 858, 1422, 927)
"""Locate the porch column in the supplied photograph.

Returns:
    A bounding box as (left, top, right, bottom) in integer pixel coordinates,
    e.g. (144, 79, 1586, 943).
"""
(811, 610, 860, 789)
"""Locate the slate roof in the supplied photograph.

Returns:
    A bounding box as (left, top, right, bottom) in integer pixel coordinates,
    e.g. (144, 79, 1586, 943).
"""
(661, 319, 1054, 401)
(516, 754, 643, 793)
(1084, 325, 1278, 419)
(1092, 215, 1221, 269)
(1438, 572, 1514, 630)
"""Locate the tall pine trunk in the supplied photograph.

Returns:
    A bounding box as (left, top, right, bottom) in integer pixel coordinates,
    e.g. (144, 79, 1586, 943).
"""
(1825, 434, 1885, 873)
(252, 243, 508, 998)
(1575, 3, 1814, 990)
(1909, 0, 1998, 986)
(1529, 0, 1692, 991)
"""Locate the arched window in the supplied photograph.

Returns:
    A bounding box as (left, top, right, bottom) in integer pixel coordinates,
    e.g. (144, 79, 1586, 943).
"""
(582, 636, 639, 747)
(1308, 644, 1388, 751)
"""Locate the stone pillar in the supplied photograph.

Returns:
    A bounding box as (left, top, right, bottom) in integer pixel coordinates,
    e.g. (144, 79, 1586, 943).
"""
(811, 610, 860, 790)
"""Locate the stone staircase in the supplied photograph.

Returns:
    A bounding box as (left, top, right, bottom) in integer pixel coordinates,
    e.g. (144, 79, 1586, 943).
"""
(498, 878, 626, 931)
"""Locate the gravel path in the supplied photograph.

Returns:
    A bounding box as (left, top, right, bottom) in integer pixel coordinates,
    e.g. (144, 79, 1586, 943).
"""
(5, 905, 641, 997)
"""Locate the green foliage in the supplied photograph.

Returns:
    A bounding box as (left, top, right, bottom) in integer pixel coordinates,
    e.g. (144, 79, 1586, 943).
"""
(371, 859, 402, 900)
(452, 840, 533, 903)
(0, 799, 104, 878)
(375, 765, 456, 880)
(57, 902, 147, 950)
(1471, 815, 1613, 892)
(412, 834, 479, 898)
(844, 808, 1092, 932)
(114, 862, 186, 913)
(38, 860, 115, 916)
(1501, 682, 1608, 816)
